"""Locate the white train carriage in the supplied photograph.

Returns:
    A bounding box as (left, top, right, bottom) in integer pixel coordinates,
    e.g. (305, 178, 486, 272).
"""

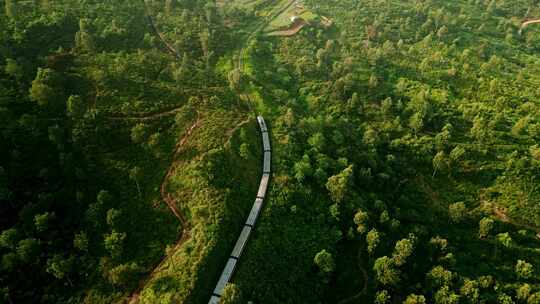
(262, 131, 271, 152)
(257, 173, 270, 199)
(257, 116, 268, 132)
(231, 226, 252, 258)
(263, 151, 271, 173)
(212, 258, 237, 297)
(209, 116, 272, 304)
(246, 198, 263, 227)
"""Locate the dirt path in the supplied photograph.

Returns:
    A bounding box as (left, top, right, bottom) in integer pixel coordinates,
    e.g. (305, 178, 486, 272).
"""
(337, 249, 369, 304)
(225, 117, 252, 139)
(106, 106, 185, 121)
(521, 19, 540, 29)
(143, 0, 180, 59)
(519, 19, 540, 35)
(492, 205, 540, 235)
(128, 114, 201, 304)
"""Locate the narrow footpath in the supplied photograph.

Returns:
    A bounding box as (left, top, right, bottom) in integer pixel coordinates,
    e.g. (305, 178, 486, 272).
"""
(128, 114, 200, 303)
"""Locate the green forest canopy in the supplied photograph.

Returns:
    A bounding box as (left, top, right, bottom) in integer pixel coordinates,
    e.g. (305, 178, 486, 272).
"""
(1, 0, 540, 303)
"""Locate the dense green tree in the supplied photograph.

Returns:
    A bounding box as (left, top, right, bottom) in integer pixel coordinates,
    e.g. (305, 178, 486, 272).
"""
(427, 266, 454, 287)
(460, 279, 479, 303)
(479, 217, 494, 239)
(129, 166, 142, 197)
(517, 284, 531, 302)
(73, 232, 88, 252)
(392, 237, 414, 266)
(4, 58, 24, 79)
(220, 283, 243, 304)
(16, 239, 39, 263)
(131, 124, 148, 144)
(46, 255, 74, 285)
(373, 256, 400, 286)
(29, 68, 63, 107)
(432, 151, 448, 177)
(375, 290, 390, 304)
(67, 95, 86, 118)
(366, 228, 380, 255)
(528, 292, 540, 304)
(4, 0, 17, 18)
(325, 165, 353, 203)
(1, 253, 18, 272)
(497, 232, 513, 248)
(0, 229, 18, 250)
(516, 260, 534, 279)
(107, 262, 142, 288)
(497, 293, 514, 304)
(75, 19, 95, 52)
(434, 286, 459, 304)
(403, 294, 426, 304)
(448, 202, 467, 223)
(354, 209, 369, 234)
(314, 249, 335, 274)
(104, 231, 126, 260)
(34, 212, 55, 233)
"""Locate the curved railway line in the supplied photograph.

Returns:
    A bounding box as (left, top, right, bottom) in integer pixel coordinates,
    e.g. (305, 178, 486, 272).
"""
(209, 116, 271, 304)
(134, 1, 287, 302)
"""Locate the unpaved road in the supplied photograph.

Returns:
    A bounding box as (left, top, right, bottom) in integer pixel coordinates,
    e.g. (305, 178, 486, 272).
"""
(128, 114, 200, 304)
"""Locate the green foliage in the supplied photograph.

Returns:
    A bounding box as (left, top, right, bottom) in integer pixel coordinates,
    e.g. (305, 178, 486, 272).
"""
(427, 266, 454, 288)
(374, 256, 400, 286)
(403, 294, 426, 304)
(314, 249, 335, 274)
(392, 236, 414, 267)
(375, 290, 391, 304)
(366, 228, 380, 255)
(46, 254, 73, 281)
(325, 165, 353, 203)
(220, 283, 243, 304)
(0, 229, 18, 250)
(354, 209, 369, 234)
(107, 262, 142, 289)
(516, 260, 534, 279)
(3, 0, 540, 302)
(479, 217, 495, 239)
(29, 68, 64, 107)
(448, 202, 467, 223)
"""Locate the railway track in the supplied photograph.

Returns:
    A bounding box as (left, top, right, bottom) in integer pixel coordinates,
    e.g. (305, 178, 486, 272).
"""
(207, 1, 298, 301)
(209, 116, 271, 304)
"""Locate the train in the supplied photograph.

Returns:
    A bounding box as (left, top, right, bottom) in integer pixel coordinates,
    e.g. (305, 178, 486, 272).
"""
(209, 116, 271, 304)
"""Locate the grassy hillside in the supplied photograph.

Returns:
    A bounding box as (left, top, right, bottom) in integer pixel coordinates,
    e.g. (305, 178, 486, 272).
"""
(0, 0, 257, 303)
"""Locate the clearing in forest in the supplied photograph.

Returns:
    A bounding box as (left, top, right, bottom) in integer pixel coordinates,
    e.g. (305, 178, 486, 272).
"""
(264, 0, 330, 36)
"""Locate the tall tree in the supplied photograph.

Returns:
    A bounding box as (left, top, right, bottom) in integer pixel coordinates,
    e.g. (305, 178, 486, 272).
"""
(373, 256, 400, 286)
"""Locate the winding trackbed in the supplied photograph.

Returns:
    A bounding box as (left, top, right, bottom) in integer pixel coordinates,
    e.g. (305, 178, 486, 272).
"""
(208, 116, 272, 304)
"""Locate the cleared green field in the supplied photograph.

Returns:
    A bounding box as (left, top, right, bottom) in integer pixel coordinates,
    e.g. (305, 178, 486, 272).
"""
(265, 2, 319, 32)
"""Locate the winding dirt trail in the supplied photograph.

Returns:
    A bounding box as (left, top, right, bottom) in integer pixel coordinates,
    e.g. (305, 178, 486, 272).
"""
(519, 19, 540, 35)
(337, 250, 369, 304)
(128, 113, 201, 304)
(143, 0, 180, 59)
(492, 205, 540, 236)
(106, 106, 185, 121)
(521, 19, 540, 29)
